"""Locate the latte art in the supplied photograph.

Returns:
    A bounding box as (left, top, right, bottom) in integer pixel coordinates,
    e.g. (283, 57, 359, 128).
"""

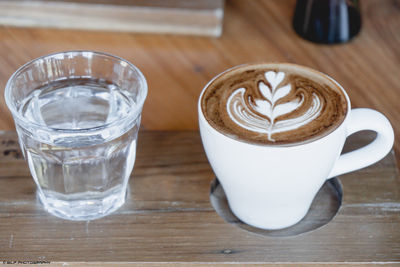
(201, 63, 348, 145)
(227, 71, 322, 141)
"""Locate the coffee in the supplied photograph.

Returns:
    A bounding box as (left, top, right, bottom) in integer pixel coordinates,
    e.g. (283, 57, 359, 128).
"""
(201, 63, 348, 145)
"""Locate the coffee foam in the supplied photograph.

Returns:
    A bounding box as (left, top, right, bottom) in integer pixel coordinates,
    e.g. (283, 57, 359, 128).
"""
(201, 63, 348, 146)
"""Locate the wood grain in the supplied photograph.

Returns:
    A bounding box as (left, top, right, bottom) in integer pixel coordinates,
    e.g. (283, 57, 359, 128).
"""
(0, 0, 399, 166)
(0, 130, 399, 264)
(0, 0, 224, 36)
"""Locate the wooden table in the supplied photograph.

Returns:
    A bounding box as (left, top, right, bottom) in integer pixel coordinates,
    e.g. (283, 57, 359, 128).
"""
(0, 0, 399, 164)
(0, 0, 399, 265)
(0, 130, 399, 265)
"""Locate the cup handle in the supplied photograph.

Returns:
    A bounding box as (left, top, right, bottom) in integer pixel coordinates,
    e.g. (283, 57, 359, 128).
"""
(328, 108, 394, 179)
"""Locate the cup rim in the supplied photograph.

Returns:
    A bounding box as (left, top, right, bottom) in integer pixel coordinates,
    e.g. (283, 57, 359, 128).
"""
(4, 50, 148, 134)
(198, 62, 351, 148)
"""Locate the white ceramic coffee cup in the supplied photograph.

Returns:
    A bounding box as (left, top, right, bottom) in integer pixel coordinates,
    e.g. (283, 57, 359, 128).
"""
(198, 64, 394, 230)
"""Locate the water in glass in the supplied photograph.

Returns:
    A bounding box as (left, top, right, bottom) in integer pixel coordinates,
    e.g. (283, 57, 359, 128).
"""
(17, 78, 139, 220)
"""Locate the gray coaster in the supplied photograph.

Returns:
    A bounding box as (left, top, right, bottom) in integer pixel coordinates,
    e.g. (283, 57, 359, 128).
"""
(210, 177, 342, 237)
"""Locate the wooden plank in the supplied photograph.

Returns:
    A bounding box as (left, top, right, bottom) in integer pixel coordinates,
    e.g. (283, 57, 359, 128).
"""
(19, 0, 224, 10)
(0, 130, 399, 264)
(0, 0, 224, 36)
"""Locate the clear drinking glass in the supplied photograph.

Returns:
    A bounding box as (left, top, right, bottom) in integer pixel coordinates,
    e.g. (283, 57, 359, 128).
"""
(4, 51, 147, 220)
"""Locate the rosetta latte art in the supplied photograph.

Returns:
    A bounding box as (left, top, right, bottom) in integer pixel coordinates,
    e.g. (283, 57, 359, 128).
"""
(201, 63, 348, 145)
(226, 71, 322, 141)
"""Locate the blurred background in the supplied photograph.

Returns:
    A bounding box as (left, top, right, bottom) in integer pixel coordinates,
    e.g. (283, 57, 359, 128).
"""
(0, 0, 399, 162)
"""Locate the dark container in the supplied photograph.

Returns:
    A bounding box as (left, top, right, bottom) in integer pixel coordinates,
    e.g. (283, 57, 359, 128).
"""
(293, 0, 362, 44)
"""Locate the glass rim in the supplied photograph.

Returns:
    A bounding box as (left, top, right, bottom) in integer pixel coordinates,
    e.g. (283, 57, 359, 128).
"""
(4, 50, 148, 134)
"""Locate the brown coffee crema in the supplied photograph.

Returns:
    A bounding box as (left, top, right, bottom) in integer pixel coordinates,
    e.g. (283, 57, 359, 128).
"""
(201, 63, 348, 146)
